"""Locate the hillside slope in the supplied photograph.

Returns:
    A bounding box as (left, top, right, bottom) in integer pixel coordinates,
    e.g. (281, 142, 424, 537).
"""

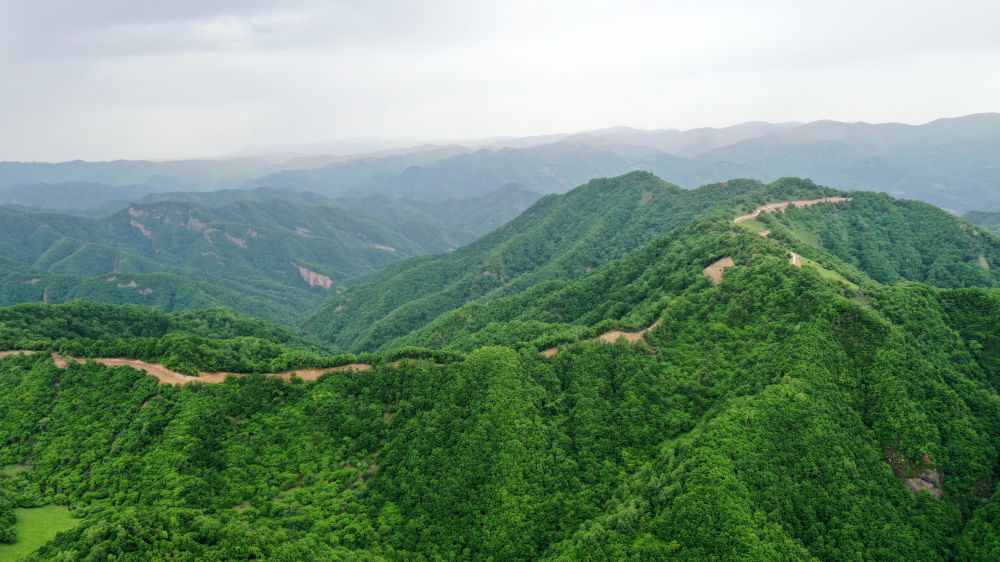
(253, 142, 757, 200)
(696, 113, 1000, 212)
(303, 172, 815, 350)
(306, 172, 1000, 353)
(0, 198, 473, 322)
(2, 240, 1000, 559)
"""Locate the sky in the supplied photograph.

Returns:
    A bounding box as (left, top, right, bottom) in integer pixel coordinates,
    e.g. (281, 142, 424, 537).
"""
(1, 0, 999, 162)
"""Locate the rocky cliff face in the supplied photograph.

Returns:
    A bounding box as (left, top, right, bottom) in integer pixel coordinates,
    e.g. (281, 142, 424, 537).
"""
(291, 261, 333, 289)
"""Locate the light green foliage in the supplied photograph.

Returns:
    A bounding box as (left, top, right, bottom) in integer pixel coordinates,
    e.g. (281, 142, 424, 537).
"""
(0, 506, 79, 559)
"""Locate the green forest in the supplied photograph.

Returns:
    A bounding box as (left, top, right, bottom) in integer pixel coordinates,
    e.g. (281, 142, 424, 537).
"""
(1, 172, 1000, 559)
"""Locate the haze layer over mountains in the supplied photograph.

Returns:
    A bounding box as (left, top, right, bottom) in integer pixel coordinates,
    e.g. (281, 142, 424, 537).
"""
(4, 113, 1000, 215)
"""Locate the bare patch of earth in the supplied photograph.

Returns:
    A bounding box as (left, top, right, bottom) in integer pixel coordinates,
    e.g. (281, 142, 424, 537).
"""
(703, 257, 736, 284)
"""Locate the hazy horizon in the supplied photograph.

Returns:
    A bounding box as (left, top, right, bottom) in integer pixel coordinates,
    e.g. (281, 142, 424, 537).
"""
(2, 0, 999, 161)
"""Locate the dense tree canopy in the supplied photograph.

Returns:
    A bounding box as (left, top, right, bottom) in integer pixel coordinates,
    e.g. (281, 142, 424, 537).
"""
(2, 173, 1000, 559)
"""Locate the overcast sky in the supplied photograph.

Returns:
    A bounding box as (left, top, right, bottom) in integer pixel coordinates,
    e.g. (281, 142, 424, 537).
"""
(1, 0, 999, 161)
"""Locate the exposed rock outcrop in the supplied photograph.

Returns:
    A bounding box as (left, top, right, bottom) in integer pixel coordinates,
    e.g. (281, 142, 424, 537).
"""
(225, 233, 248, 248)
(130, 219, 153, 238)
(291, 261, 333, 289)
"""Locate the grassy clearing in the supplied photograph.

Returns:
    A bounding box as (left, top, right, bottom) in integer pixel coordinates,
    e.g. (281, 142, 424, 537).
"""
(1, 464, 30, 477)
(737, 218, 858, 289)
(800, 256, 858, 289)
(0, 505, 79, 560)
(784, 223, 821, 248)
(736, 219, 768, 234)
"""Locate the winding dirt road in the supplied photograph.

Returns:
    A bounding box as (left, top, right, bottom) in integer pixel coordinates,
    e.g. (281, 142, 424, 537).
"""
(733, 197, 852, 223)
(0, 350, 372, 385)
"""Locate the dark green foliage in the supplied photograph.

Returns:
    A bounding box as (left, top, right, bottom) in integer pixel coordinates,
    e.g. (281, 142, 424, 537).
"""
(3, 172, 1000, 558)
(305, 175, 854, 350)
(2, 257, 1000, 559)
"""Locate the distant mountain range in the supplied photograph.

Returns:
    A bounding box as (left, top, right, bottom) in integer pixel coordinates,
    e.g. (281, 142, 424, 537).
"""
(2, 113, 999, 218)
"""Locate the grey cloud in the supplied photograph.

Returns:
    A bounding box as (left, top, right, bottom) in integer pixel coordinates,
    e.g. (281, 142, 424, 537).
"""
(1, 0, 999, 161)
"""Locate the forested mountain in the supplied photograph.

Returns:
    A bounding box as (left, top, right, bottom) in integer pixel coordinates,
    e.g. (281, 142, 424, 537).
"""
(335, 184, 542, 237)
(2, 170, 1000, 558)
(251, 141, 758, 201)
(0, 198, 473, 322)
(695, 113, 1000, 212)
(133, 185, 540, 239)
(6, 114, 999, 219)
(3, 169, 1000, 557)
(0, 182, 152, 215)
(305, 170, 998, 353)
(0, 159, 285, 214)
(0, 301, 328, 353)
(303, 172, 797, 349)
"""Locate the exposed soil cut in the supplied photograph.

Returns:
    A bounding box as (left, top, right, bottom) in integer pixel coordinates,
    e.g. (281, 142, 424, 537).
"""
(50, 353, 81, 369)
(0, 350, 36, 359)
(789, 252, 803, 267)
(703, 257, 736, 284)
(978, 254, 990, 270)
(541, 319, 662, 358)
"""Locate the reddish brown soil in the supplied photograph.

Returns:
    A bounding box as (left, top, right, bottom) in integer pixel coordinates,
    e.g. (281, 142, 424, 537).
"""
(48, 355, 373, 385)
(542, 319, 662, 358)
(0, 350, 36, 359)
(703, 257, 736, 284)
(51, 353, 81, 368)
